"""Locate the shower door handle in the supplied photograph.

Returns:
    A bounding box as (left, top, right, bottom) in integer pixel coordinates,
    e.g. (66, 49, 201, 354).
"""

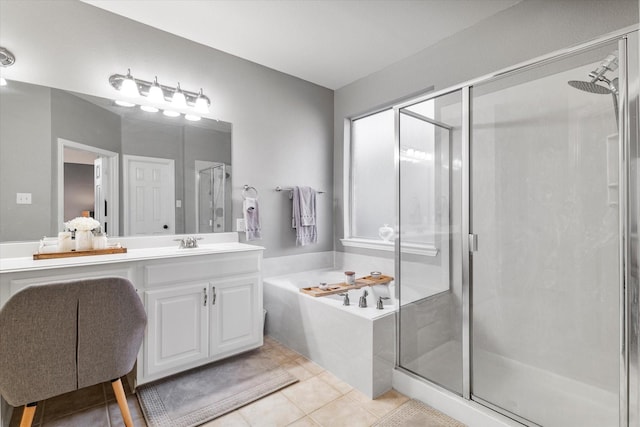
(468, 234, 478, 253)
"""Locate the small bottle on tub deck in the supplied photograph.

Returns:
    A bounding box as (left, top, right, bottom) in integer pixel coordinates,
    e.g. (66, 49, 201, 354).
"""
(345, 271, 355, 285)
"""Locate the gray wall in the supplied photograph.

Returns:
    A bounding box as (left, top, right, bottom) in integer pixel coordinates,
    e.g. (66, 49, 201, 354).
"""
(63, 163, 94, 221)
(0, 0, 334, 258)
(333, 0, 639, 252)
(0, 81, 51, 241)
(51, 89, 122, 232)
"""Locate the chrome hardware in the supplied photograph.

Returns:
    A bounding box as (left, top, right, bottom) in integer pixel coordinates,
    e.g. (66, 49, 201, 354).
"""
(468, 234, 478, 253)
(174, 236, 203, 248)
(203, 287, 207, 306)
(339, 293, 350, 306)
(359, 289, 368, 308)
(212, 286, 217, 305)
(376, 296, 390, 310)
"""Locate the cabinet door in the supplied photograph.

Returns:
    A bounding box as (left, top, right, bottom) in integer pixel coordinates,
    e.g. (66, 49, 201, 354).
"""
(210, 275, 261, 357)
(145, 283, 209, 376)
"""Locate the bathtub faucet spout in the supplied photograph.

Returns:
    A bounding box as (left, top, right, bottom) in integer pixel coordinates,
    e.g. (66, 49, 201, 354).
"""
(339, 293, 350, 306)
(359, 289, 368, 308)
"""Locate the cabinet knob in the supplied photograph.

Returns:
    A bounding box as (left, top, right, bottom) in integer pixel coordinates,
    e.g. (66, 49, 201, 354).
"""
(163, 225, 169, 230)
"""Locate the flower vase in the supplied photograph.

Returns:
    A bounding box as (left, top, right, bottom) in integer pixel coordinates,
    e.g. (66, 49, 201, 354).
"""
(75, 230, 93, 251)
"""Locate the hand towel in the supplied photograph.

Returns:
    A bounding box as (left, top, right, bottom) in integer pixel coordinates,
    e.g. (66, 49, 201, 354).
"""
(291, 186, 317, 246)
(243, 197, 261, 241)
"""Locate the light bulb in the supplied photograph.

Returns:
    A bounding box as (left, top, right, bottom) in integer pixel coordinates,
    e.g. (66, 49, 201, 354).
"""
(185, 114, 201, 122)
(163, 110, 180, 117)
(140, 105, 159, 113)
(120, 69, 139, 98)
(147, 76, 164, 104)
(194, 88, 209, 114)
(171, 83, 187, 109)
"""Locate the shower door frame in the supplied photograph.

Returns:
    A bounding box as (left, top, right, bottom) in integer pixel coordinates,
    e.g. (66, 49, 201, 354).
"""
(393, 26, 639, 427)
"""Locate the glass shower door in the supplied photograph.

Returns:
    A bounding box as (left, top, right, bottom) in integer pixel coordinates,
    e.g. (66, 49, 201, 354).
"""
(397, 90, 464, 395)
(470, 41, 622, 426)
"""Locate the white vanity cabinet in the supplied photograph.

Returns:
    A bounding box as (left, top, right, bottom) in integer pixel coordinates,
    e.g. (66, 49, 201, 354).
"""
(145, 282, 210, 377)
(139, 249, 263, 384)
(0, 237, 264, 427)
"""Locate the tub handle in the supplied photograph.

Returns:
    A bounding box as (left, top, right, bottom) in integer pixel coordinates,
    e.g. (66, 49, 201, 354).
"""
(338, 293, 350, 306)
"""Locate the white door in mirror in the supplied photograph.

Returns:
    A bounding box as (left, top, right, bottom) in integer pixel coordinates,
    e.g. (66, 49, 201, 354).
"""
(124, 155, 176, 235)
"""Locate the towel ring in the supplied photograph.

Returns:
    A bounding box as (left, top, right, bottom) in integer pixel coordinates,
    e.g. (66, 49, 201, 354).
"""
(242, 185, 259, 199)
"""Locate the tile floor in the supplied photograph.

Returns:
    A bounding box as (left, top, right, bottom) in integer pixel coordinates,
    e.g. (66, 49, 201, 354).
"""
(10, 336, 461, 426)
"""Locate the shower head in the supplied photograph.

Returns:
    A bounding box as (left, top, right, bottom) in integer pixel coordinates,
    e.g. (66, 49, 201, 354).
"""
(567, 80, 612, 94)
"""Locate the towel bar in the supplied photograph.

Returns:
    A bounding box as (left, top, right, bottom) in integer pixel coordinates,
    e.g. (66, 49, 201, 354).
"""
(275, 186, 325, 194)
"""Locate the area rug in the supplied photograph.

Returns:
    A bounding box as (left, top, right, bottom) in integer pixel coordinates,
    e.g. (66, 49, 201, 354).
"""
(137, 350, 298, 427)
(374, 399, 467, 427)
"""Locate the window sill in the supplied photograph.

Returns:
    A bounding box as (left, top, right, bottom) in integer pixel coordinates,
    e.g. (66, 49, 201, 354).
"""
(340, 238, 438, 257)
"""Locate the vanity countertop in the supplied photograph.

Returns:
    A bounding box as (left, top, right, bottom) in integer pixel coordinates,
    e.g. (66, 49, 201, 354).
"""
(0, 234, 264, 274)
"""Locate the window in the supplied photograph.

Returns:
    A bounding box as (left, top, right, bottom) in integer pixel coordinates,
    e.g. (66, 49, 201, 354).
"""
(345, 96, 449, 256)
(349, 109, 395, 243)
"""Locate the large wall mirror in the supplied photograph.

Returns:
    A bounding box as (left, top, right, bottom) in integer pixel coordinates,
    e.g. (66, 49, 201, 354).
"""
(0, 79, 232, 242)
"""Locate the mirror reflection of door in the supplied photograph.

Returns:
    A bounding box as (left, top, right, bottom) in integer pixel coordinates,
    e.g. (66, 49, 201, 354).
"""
(64, 147, 97, 221)
(61, 141, 117, 235)
(124, 155, 175, 236)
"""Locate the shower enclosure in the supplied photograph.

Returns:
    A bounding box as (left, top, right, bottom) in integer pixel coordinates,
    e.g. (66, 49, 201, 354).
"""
(197, 163, 229, 233)
(396, 31, 638, 426)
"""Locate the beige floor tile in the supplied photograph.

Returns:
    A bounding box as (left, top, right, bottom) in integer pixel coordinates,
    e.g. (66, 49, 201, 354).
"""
(287, 416, 320, 426)
(281, 360, 315, 381)
(294, 357, 324, 375)
(281, 376, 341, 414)
(238, 392, 305, 427)
(201, 410, 250, 427)
(41, 384, 106, 422)
(264, 347, 297, 365)
(43, 404, 110, 427)
(349, 389, 410, 418)
(310, 395, 378, 427)
(107, 395, 146, 427)
(317, 371, 353, 395)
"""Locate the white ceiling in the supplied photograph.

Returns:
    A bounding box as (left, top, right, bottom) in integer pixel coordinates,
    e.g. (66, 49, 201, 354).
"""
(83, 0, 521, 90)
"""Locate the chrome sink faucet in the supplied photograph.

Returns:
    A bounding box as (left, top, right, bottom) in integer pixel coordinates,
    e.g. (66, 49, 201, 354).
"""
(175, 236, 202, 248)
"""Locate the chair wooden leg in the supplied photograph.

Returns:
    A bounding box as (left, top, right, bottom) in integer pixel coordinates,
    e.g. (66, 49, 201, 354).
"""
(111, 378, 134, 427)
(19, 402, 37, 427)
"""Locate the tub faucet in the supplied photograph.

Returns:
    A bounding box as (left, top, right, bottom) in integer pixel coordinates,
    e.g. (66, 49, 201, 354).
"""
(359, 289, 368, 308)
(376, 296, 390, 310)
(339, 293, 350, 306)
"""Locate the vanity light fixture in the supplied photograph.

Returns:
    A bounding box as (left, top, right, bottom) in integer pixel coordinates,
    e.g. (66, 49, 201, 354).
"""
(194, 89, 210, 114)
(0, 47, 16, 87)
(120, 69, 140, 98)
(109, 70, 211, 116)
(171, 83, 187, 109)
(147, 76, 165, 104)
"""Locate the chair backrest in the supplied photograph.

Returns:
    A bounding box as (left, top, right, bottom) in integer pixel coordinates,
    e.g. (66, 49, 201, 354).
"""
(0, 277, 147, 407)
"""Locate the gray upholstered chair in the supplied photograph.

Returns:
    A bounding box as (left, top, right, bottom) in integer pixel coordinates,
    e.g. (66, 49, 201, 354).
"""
(0, 277, 147, 427)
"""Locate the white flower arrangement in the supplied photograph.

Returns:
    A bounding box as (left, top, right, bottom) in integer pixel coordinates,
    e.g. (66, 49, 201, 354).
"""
(65, 216, 101, 232)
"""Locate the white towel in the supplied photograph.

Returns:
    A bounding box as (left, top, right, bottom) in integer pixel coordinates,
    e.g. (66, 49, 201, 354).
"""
(291, 186, 317, 246)
(243, 197, 261, 241)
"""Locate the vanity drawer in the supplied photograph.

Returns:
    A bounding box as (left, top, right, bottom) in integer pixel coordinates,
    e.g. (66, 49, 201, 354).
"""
(144, 252, 261, 287)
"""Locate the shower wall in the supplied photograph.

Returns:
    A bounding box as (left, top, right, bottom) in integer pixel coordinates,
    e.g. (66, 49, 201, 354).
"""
(471, 65, 620, 392)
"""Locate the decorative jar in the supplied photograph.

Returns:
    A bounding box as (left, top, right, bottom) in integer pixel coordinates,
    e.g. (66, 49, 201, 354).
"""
(75, 230, 93, 251)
